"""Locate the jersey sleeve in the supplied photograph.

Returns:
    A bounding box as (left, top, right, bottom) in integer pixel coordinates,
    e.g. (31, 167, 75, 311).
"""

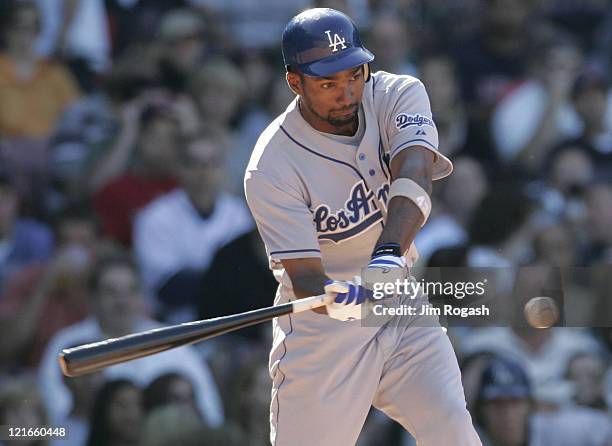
(383, 79, 453, 180)
(244, 170, 321, 261)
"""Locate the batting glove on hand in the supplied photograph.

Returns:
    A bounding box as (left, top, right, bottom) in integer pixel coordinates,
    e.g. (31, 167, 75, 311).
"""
(362, 243, 408, 299)
(324, 276, 367, 321)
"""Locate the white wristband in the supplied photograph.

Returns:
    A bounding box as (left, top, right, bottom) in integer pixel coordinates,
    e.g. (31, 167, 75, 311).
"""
(388, 178, 431, 225)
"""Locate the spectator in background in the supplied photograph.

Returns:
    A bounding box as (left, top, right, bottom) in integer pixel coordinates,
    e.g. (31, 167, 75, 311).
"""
(419, 54, 500, 177)
(366, 11, 416, 76)
(0, 0, 80, 139)
(533, 146, 594, 226)
(547, 69, 612, 181)
(157, 8, 208, 94)
(187, 57, 245, 131)
(141, 405, 247, 446)
(458, 187, 605, 401)
(134, 131, 253, 322)
(531, 224, 577, 269)
(88, 94, 181, 192)
(231, 74, 295, 195)
(474, 356, 532, 446)
(0, 204, 97, 371)
(0, 0, 81, 214)
(188, 0, 312, 49)
(143, 372, 201, 419)
(583, 182, 612, 266)
(0, 174, 54, 295)
(535, 0, 610, 52)
(140, 404, 204, 446)
(426, 186, 534, 321)
(186, 58, 245, 194)
(34, 0, 111, 80)
(593, 7, 612, 78)
(452, 0, 532, 112)
(0, 377, 49, 446)
(528, 223, 601, 326)
(103, 0, 190, 60)
(466, 187, 534, 269)
(199, 229, 277, 335)
(38, 253, 224, 427)
(566, 352, 608, 411)
(475, 355, 612, 446)
(491, 27, 583, 176)
(236, 48, 277, 109)
(229, 357, 274, 446)
(231, 49, 279, 171)
(416, 156, 488, 264)
(48, 82, 118, 214)
(55, 364, 104, 446)
(310, 0, 369, 22)
(92, 100, 181, 246)
(416, 0, 482, 53)
(86, 379, 143, 446)
(462, 296, 601, 409)
(460, 351, 498, 414)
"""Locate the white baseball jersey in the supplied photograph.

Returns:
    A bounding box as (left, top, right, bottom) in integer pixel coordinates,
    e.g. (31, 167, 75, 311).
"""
(244, 71, 480, 446)
(245, 71, 452, 299)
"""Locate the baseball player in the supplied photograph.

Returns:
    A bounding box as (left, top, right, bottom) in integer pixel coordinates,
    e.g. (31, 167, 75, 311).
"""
(244, 8, 482, 446)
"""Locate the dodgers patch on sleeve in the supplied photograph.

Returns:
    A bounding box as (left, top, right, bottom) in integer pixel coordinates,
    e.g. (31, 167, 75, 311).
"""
(395, 113, 435, 131)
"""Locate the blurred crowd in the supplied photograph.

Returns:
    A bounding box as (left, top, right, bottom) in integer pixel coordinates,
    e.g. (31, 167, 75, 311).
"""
(0, 0, 611, 445)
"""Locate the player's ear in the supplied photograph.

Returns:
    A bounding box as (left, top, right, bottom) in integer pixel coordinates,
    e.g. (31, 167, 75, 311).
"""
(363, 64, 371, 82)
(286, 71, 302, 96)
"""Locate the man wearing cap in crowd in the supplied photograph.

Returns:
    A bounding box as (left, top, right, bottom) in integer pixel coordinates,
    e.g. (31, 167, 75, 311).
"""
(475, 355, 612, 446)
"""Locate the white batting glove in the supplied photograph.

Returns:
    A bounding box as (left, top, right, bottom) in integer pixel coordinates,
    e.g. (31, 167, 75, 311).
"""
(324, 276, 367, 321)
(362, 243, 408, 299)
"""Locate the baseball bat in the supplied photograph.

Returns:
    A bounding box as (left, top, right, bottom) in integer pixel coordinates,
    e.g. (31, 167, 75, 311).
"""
(59, 293, 328, 377)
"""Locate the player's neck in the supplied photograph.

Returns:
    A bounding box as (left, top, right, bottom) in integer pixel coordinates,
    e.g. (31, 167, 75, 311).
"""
(298, 98, 358, 137)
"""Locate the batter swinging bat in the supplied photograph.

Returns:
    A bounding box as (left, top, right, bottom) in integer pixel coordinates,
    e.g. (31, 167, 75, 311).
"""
(59, 293, 328, 377)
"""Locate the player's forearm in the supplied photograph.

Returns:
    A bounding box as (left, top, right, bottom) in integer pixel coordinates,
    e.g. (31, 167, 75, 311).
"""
(290, 270, 329, 299)
(377, 147, 434, 254)
(281, 258, 330, 299)
(377, 198, 424, 254)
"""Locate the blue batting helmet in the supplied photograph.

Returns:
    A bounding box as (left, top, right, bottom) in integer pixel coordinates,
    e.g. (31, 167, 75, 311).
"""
(282, 8, 375, 78)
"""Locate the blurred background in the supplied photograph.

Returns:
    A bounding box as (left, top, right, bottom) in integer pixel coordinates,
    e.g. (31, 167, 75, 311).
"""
(0, 0, 611, 444)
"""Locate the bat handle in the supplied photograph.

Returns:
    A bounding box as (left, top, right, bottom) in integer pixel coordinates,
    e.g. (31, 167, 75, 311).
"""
(291, 294, 329, 313)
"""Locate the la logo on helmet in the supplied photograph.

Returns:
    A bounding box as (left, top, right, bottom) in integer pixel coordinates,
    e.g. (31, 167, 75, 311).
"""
(325, 30, 347, 52)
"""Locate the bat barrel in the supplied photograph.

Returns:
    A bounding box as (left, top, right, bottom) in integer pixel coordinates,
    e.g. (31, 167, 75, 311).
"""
(60, 301, 294, 377)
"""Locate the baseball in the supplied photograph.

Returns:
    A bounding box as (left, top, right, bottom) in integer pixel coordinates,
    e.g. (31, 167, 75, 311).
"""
(524, 296, 559, 328)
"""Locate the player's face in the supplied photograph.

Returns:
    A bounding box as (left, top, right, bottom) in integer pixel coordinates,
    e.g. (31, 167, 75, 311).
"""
(289, 66, 365, 134)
